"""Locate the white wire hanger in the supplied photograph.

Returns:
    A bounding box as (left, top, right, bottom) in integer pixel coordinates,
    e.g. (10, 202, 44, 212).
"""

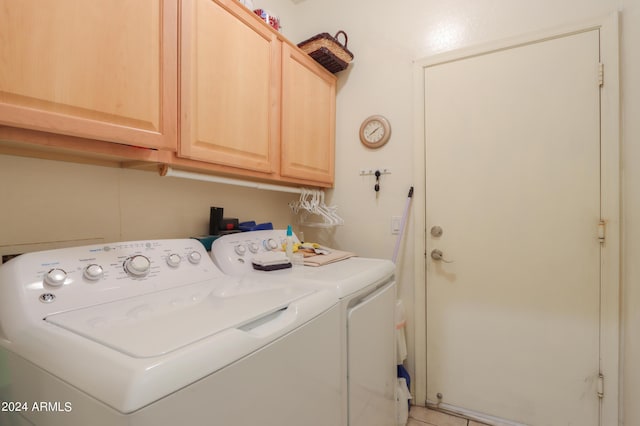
(289, 188, 344, 228)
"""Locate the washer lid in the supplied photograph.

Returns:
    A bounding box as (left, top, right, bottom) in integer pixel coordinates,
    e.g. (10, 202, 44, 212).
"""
(45, 280, 315, 358)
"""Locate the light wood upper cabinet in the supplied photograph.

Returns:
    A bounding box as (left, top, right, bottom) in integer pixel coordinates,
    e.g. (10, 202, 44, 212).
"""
(0, 0, 177, 150)
(0, 0, 337, 186)
(281, 44, 336, 185)
(179, 0, 336, 185)
(179, 0, 280, 174)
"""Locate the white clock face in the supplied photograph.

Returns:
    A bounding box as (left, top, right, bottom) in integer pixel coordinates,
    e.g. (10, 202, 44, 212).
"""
(360, 115, 391, 148)
(364, 121, 384, 142)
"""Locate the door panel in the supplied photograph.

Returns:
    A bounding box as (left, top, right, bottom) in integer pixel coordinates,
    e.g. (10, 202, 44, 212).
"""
(425, 30, 601, 425)
(281, 44, 336, 185)
(348, 283, 396, 426)
(179, 0, 279, 173)
(0, 0, 177, 150)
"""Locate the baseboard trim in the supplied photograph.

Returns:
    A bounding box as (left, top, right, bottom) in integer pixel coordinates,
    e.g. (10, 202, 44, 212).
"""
(424, 401, 529, 426)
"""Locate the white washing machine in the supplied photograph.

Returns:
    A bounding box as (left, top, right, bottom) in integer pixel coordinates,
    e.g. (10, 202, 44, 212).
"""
(211, 230, 397, 426)
(0, 239, 341, 426)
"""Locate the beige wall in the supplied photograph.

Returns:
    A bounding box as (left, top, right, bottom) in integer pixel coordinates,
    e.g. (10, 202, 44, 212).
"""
(265, 0, 639, 423)
(0, 155, 295, 255)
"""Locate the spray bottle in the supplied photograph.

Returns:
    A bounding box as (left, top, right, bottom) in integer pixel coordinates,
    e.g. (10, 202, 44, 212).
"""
(285, 225, 294, 261)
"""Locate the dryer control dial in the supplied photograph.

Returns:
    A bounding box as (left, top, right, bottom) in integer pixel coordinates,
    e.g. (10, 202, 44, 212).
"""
(234, 245, 247, 256)
(188, 251, 202, 264)
(248, 242, 260, 253)
(124, 255, 151, 277)
(83, 264, 104, 281)
(44, 268, 67, 287)
(265, 238, 278, 250)
(167, 253, 182, 267)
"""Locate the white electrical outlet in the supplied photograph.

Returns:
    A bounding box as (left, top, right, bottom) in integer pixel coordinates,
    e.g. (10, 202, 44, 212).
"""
(391, 216, 402, 235)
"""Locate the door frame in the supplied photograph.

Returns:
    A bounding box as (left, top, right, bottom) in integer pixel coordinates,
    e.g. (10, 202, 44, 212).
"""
(412, 12, 620, 425)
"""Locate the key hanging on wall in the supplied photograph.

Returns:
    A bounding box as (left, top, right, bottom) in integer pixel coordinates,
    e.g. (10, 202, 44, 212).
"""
(358, 168, 391, 195)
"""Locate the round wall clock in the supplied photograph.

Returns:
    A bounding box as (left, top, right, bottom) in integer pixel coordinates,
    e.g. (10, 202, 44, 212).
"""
(359, 115, 391, 148)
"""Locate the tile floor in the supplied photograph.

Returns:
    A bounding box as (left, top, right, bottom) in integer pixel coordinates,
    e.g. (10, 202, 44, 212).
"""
(408, 406, 490, 426)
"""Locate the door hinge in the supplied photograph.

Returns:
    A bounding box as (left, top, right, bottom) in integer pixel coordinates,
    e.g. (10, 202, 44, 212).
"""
(597, 374, 604, 399)
(598, 63, 604, 87)
(598, 220, 606, 244)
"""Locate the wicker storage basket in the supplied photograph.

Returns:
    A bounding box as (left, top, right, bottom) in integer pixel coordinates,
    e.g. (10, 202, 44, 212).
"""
(297, 31, 354, 74)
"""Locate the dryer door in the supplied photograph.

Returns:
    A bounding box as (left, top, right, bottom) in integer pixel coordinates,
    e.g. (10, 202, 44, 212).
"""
(347, 281, 396, 426)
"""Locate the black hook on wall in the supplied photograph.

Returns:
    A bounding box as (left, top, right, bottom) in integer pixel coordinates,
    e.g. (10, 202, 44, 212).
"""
(359, 168, 391, 195)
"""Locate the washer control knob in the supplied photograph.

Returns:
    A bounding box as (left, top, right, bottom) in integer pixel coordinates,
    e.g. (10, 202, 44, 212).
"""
(44, 268, 67, 287)
(124, 255, 151, 277)
(234, 245, 247, 256)
(83, 264, 104, 281)
(248, 242, 260, 253)
(188, 251, 202, 264)
(265, 238, 278, 250)
(167, 253, 182, 267)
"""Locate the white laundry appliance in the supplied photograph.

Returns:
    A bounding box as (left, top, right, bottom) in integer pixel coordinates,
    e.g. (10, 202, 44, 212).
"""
(210, 230, 397, 426)
(0, 239, 341, 426)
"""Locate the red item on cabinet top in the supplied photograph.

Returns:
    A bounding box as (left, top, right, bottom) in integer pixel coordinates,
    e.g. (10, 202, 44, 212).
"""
(253, 9, 280, 31)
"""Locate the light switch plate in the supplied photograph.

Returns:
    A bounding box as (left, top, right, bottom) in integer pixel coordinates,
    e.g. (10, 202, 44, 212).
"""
(391, 216, 402, 235)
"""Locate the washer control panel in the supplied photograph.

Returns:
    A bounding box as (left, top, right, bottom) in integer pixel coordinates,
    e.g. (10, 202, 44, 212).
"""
(0, 239, 222, 319)
(211, 230, 300, 275)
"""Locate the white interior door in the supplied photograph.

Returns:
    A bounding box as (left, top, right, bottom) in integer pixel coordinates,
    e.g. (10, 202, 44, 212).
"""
(424, 30, 602, 425)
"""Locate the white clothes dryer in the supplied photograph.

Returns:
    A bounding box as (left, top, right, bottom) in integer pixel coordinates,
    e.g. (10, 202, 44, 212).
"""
(0, 239, 341, 426)
(211, 230, 397, 426)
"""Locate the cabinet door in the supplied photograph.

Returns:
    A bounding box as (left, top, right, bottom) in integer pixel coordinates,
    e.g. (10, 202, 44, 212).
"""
(180, 0, 280, 174)
(0, 0, 177, 150)
(281, 45, 336, 185)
